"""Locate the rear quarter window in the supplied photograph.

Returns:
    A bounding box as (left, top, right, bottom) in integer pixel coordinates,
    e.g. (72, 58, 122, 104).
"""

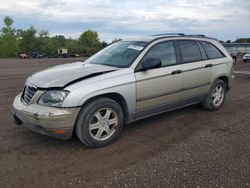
(201, 41, 225, 59)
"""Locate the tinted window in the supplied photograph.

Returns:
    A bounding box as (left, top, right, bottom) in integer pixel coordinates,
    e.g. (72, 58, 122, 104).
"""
(177, 40, 202, 63)
(201, 41, 225, 59)
(142, 41, 177, 67)
(198, 42, 208, 60)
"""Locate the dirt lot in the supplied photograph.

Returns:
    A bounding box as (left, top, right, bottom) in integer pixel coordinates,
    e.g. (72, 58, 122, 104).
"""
(0, 57, 250, 187)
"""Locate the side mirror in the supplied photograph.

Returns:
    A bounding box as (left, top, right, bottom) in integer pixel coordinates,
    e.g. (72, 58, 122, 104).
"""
(141, 58, 161, 71)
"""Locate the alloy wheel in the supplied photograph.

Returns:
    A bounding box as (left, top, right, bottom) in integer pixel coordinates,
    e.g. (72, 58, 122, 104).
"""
(212, 85, 225, 107)
(88, 108, 118, 141)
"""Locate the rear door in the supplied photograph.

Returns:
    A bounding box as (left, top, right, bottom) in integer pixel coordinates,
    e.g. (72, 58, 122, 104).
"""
(135, 41, 183, 119)
(175, 40, 212, 105)
(201, 40, 228, 77)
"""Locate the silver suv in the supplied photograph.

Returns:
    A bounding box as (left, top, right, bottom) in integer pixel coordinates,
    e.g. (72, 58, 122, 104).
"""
(13, 34, 234, 147)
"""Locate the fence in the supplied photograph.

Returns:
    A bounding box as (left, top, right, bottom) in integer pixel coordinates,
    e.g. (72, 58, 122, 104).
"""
(222, 43, 250, 54)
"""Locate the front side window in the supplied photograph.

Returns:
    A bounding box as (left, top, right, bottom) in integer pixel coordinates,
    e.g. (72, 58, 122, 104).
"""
(177, 40, 203, 63)
(86, 41, 147, 68)
(142, 41, 177, 67)
(201, 41, 225, 59)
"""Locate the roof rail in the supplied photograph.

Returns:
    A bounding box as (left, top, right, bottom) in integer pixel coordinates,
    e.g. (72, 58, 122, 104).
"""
(150, 33, 185, 37)
(184, 34, 206, 37)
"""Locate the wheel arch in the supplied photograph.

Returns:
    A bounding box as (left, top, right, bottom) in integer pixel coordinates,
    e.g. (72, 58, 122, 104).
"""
(216, 75, 229, 91)
(80, 92, 130, 124)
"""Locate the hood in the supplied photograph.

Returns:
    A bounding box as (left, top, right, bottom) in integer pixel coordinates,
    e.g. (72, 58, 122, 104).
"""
(27, 62, 119, 88)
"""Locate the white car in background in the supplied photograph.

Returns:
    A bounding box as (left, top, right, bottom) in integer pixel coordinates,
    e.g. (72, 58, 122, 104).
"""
(243, 54, 250, 62)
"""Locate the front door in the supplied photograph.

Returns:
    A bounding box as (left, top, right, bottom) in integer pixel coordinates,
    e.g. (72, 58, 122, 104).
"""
(135, 41, 183, 119)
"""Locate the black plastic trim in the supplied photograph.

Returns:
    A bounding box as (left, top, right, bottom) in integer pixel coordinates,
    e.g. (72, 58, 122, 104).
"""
(135, 93, 207, 120)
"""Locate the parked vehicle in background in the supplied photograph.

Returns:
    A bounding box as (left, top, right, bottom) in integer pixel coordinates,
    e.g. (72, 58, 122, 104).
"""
(58, 48, 68, 58)
(225, 47, 237, 63)
(243, 54, 250, 62)
(69, 53, 80, 58)
(19, 53, 29, 59)
(47, 54, 59, 58)
(230, 53, 237, 63)
(32, 52, 44, 59)
(13, 33, 234, 148)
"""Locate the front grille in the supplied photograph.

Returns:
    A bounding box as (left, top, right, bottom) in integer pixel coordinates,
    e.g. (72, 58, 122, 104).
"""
(22, 84, 38, 104)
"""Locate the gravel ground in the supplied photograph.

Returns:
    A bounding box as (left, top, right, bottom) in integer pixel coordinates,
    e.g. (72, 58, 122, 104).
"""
(0, 57, 250, 187)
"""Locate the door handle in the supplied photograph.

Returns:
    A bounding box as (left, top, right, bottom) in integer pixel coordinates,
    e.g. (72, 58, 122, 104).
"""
(171, 70, 182, 75)
(205, 64, 214, 68)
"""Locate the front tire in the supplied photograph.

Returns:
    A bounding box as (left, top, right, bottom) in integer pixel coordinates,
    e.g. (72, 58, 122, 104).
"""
(202, 79, 227, 111)
(76, 97, 124, 148)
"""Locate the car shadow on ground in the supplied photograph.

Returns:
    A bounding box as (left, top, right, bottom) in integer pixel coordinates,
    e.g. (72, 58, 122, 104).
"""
(14, 104, 206, 153)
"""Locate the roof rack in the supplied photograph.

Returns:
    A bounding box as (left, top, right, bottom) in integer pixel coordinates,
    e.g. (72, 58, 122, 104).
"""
(150, 33, 185, 37)
(150, 33, 206, 38)
(185, 34, 206, 37)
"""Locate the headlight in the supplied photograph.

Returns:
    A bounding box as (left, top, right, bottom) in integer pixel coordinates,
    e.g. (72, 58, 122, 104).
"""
(38, 90, 69, 107)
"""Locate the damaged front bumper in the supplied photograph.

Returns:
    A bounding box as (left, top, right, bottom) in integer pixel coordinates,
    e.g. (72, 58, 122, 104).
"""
(12, 94, 80, 140)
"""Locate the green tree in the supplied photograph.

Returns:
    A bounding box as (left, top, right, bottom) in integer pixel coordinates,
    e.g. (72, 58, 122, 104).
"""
(101, 41, 108, 48)
(0, 16, 19, 57)
(36, 30, 49, 53)
(0, 16, 109, 58)
(39, 37, 57, 56)
(18, 26, 37, 54)
(79, 30, 100, 47)
(39, 30, 49, 38)
(1, 16, 15, 36)
(65, 39, 81, 54)
(234, 38, 250, 43)
(53, 35, 66, 48)
(79, 30, 102, 56)
(36, 31, 58, 56)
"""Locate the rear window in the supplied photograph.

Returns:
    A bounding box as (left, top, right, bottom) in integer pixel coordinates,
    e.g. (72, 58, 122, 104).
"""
(176, 40, 203, 63)
(201, 41, 225, 59)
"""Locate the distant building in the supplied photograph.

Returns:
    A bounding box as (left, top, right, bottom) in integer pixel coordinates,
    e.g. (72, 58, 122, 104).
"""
(222, 43, 250, 54)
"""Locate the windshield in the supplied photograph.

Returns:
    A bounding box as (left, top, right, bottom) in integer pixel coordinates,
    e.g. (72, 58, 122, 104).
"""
(85, 41, 147, 68)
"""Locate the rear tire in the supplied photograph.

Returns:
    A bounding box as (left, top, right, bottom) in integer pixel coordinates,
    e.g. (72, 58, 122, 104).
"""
(202, 79, 226, 111)
(75, 97, 124, 148)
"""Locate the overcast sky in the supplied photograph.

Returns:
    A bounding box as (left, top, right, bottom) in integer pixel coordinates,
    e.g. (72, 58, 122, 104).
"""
(0, 0, 249, 42)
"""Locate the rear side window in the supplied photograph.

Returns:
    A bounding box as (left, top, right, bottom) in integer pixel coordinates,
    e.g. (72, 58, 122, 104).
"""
(176, 40, 203, 63)
(201, 41, 225, 59)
